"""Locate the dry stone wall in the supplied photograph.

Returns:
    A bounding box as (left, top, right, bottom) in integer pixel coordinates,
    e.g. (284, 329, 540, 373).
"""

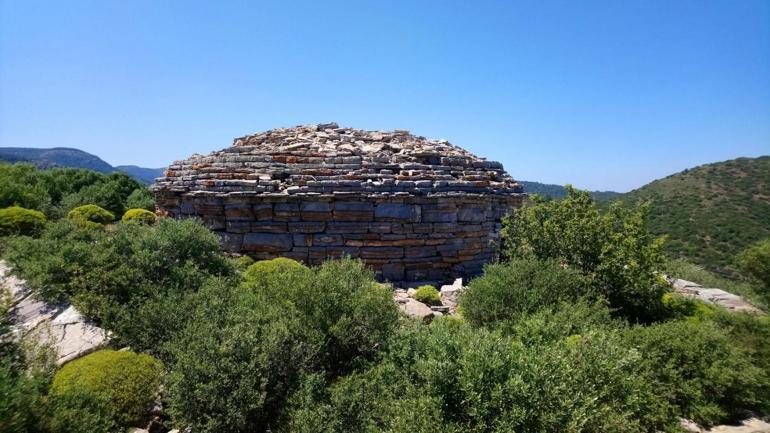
(152, 123, 524, 284)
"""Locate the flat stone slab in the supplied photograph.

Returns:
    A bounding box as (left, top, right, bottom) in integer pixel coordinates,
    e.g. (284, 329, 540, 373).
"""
(398, 298, 434, 322)
(669, 277, 763, 314)
(1, 260, 109, 365)
(682, 418, 770, 433)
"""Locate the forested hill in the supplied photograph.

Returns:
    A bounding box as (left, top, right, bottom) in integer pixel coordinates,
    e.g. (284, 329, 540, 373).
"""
(0, 147, 114, 173)
(618, 156, 770, 274)
(0, 147, 164, 183)
(520, 180, 622, 201)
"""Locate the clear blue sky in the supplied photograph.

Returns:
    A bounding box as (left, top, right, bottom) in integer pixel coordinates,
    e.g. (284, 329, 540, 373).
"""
(1, 0, 768, 192)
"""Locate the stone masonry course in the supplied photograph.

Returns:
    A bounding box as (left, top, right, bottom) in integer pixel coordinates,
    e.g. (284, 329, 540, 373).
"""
(151, 123, 524, 284)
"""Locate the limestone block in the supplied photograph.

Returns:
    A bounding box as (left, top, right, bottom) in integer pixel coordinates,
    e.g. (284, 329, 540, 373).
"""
(243, 233, 293, 252)
(374, 203, 421, 222)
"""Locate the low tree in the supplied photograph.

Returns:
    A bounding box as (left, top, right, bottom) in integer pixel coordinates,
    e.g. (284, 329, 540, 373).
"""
(501, 186, 667, 322)
(737, 239, 770, 293)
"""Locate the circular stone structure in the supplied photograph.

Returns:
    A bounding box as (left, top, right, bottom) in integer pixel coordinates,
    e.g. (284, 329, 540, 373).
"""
(151, 123, 524, 284)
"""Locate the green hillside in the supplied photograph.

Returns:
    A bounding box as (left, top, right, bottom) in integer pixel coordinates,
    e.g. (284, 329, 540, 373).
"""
(521, 180, 622, 201)
(620, 156, 770, 274)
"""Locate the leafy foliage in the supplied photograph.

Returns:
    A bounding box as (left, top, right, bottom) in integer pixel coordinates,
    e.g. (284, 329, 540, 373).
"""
(48, 350, 163, 431)
(0, 288, 54, 433)
(460, 258, 590, 328)
(624, 319, 770, 426)
(0, 162, 147, 218)
(168, 258, 400, 433)
(241, 257, 311, 289)
(618, 156, 770, 274)
(285, 319, 671, 433)
(125, 187, 156, 211)
(2, 218, 233, 358)
(121, 208, 157, 224)
(413, 285, 441, 306)
(737, 239, 770, 293)
(67, 204, 114, 226)
(0, 206, 47, 237)
(501, 186, 667, 322)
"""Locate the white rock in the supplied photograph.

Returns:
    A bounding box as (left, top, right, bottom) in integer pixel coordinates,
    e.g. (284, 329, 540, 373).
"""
(399, 298, 434, 322)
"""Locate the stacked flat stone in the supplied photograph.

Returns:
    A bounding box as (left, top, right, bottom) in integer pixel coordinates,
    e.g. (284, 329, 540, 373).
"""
(152, 123, 524, 284)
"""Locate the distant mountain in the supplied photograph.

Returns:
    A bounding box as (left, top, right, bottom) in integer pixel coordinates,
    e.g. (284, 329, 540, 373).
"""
(617, 156, 770, 274)
(114, 165, 166, 184)
(0, 147, 164, 184)
(0, 147, 114, 173)
(520, 181, 622, 201)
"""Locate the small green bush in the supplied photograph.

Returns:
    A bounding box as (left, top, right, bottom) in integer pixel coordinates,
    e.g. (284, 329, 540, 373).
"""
(737, 239, 770, 292)
(67, 204, 114, 226)
(0, 206, 46, 236)
(232, 255, 255, 270)
(121, 208, 157, 224)
(413, 285, 441, 306)
(242, 257, 311, 288)
(460, 258, 590, 328)
(49, 350, 163, 430)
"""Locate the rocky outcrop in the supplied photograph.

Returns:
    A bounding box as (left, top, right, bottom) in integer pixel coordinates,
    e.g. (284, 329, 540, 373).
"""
(1, 260, 108, 365)
(681, 418, 770, 433)
(152, 123, 524, 284)
(669, 277, 764, 314)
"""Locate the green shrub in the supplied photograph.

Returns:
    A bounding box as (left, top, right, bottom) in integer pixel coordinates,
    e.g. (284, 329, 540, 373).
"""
(459, 258, 590, 328)
(232, 255, 255, 270)
(49, 350, 163, 430)
(0, 163, 146, 218)
(241, 257, 311, 289)
(413, 285, 441, 306)
(121, 208, 157, 224)
(125, 187, 156, 211)
(3, 218, 234, 357)
(501, 186, 667, 322)
(285, 319, 671, 433)
(0, 288, 53, 433)
(625, 320, 770, 426)
(169, 258, 400, 433)
(506, 299, 621, 345)
(0, 206, 46, 236)
(67, 204, 114, 226)
(737, 239, 770, 292)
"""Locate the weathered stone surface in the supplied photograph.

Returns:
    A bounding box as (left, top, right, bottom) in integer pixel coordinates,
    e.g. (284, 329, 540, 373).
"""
(669, 277, 763, 314)
(399, 298, 434, 322)
(152, 123, 524, 284)
(1, 260, 108, 365)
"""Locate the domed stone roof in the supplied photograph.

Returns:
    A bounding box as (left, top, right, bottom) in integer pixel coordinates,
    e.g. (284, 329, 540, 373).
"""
(153, 122, 522, 197)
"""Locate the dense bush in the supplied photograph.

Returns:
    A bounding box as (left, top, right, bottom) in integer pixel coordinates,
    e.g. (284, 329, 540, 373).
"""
(241, 257, 311, 289)
(737, 239, 770, 293)
(121, 208, 157, 224)
(624, 319, 770, 426)
(125, 187, 156, 211)
(0, 163, 147, 218)
(284, 319, 671, 433)
(48, 350, 163, 432)
(0, 289, 53, 433)
(501, 186, 667, 322)
(169, 258, 400, 433)
(0, 206, 46, 236)
(232, 255, 255, 270)
(413, 285, 441, 305)
(3, 218, 234, 357)
(67, 204, 114, 226)
(460, 258, 590, 328)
